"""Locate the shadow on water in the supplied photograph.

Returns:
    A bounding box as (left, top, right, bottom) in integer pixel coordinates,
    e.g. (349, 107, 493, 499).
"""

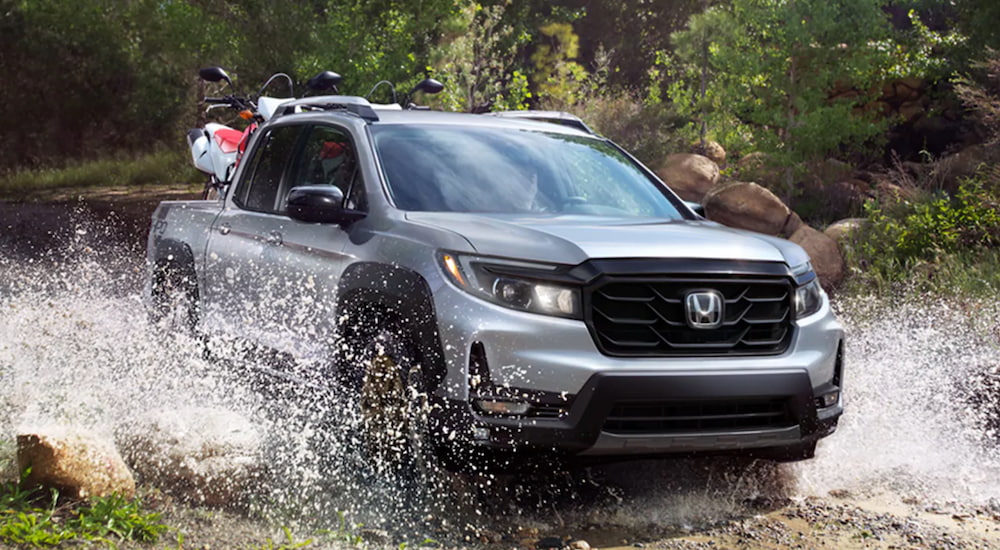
(1, 203, 999, 545)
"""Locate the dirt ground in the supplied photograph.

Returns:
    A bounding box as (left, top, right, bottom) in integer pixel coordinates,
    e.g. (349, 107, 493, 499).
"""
(2, 186, 999, 550)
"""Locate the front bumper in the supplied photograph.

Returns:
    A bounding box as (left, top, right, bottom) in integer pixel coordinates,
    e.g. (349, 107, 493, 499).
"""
(427, 260, 845, 457)
(431, 369, 841, 457)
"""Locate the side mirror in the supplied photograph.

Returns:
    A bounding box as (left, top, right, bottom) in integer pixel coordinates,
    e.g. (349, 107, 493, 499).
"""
(408, 78, 444, 96)
(684, 200, 705, 218)
(199, 66, 233, 88)
(286, 186, 365, 225)
(307, 71, 343, 92)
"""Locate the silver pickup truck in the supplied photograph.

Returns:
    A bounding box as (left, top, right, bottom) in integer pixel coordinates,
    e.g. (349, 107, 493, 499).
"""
(146, 97, 844, 470)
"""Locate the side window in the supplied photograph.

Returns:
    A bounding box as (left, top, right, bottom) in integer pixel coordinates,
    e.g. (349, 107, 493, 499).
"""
(285, 125, 366, 211)
(234, 125, 302, 213)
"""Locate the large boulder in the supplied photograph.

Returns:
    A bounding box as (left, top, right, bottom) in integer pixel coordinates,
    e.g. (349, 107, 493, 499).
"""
(824, 218, 868, 245)
(119, 407, 264, 508)
(654, 153, 720, 202)
(17, 426, 135, 499)
(932, 144, 992, 191)
(703, 181, 792, 236)
(789, 225, 845, 289)
(874, 181, 920, 204)
(689, 140, 727, 167)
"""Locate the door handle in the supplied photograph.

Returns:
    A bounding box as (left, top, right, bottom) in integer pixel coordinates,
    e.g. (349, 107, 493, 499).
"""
(218, 223, 231, 235)
(267, 231, 283, 245)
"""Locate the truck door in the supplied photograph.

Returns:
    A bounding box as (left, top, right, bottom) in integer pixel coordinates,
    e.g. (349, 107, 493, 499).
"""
(261, 124, 364, 358)
(201, 124, 305, 349)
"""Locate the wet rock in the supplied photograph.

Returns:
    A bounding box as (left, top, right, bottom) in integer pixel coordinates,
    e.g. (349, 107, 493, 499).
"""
(361, 528, 390, 544)
(119, 407, 264, 508)
(537, 536, 564, 549)
(654, 153, 720, 202)
(17, 425, 135, 499)
(568, 539, 591, 550)
(478, 529, 503, 543)
(703, 181, 791, 236)
(790, 225, 846, 289)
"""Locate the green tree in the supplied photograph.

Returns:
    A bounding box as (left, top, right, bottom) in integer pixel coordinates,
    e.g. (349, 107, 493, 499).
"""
(671, 0, 895, 183)
(529, 21, 589, 107)
(0, 0, 458, 170)
(426, 1, 531, 112)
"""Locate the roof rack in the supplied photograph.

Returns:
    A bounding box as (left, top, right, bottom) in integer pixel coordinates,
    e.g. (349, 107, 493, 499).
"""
(485, 110, 596, 135)
(277, 95, 379, 122)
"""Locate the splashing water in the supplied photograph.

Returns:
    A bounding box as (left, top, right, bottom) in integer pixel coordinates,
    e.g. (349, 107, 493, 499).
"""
(797, 296, 1000, 504)
(2, 206, 999, 543)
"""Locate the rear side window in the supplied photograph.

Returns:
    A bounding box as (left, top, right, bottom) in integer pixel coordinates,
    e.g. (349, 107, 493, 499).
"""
(234, 125, 303, 213)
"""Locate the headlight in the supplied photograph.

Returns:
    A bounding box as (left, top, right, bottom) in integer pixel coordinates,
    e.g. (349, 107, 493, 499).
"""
(794, 278, 824, 319)
(439, 253, 581, 318)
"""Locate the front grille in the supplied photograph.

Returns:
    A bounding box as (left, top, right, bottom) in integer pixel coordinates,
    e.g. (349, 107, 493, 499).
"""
(588, 277, 793, 356)
(604, 398, 794, 435)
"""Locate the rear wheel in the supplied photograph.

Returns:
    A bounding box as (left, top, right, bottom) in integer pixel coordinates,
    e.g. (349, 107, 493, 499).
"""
(149, 261, 199, 335)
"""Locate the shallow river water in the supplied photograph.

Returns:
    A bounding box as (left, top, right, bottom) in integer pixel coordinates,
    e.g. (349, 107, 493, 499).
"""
(1, 204, 999, 544)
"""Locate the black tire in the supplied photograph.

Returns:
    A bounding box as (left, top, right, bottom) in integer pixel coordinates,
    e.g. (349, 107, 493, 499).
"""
(356, 326, 434, 478)
(201, 176, 225, 201)
(149, 261, 199, 335)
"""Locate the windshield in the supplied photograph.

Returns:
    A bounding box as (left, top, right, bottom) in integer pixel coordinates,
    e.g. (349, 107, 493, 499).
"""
(371, 124, 685, 219)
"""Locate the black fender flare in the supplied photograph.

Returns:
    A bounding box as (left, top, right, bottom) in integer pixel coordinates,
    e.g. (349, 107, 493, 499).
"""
(336, 262, 447, 390)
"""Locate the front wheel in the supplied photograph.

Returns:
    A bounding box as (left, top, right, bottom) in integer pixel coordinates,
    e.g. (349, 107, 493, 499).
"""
(357, 328, 434, 477)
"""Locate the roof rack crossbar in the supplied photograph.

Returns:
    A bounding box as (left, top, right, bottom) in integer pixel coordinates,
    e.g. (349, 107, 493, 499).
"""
(277, 95, 379, 122)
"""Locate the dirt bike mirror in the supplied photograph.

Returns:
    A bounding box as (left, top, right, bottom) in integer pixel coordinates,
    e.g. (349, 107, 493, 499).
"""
(307, 71, 342, 93)
(409, 78, 444, 96)
(199, 66, 233, 88)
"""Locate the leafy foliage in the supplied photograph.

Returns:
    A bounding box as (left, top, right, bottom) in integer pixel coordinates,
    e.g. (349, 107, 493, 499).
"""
(0, 0, 457, 171)
(669, 0, 896, 170)
(426, 1, 531, 112)
(955, 48, 1000, 143)
(529, 22, 589, 107)
(566, 94, 688, 165)
(846, 171, 1000, 294)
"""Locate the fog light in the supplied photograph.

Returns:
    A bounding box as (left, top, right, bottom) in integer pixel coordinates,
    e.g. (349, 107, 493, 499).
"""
(474, 399, 531, 416)
(472, 426, 490, 441)
(817, 391, 840, 408)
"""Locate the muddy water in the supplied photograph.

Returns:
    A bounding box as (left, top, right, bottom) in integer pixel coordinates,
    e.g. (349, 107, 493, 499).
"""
(1, 201, 999, 544)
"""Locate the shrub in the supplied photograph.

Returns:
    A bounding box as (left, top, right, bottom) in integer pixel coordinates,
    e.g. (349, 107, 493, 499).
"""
(562, 93, 689, 167)
(955, 48, 1000, 143)
(845, 169, 1000, 295)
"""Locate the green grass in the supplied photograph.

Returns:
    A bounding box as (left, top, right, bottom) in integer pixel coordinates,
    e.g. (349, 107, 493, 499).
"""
(842, 246, 1000, 298)
(0, 470, 168, 547)
(0, 149, 201, 197)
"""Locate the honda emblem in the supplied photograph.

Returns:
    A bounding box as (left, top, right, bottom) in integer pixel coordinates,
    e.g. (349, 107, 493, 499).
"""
(685, 290, 724, 329)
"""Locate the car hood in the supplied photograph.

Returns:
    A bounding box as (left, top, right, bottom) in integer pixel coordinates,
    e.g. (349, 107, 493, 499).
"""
(404, 212, 809, 267)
